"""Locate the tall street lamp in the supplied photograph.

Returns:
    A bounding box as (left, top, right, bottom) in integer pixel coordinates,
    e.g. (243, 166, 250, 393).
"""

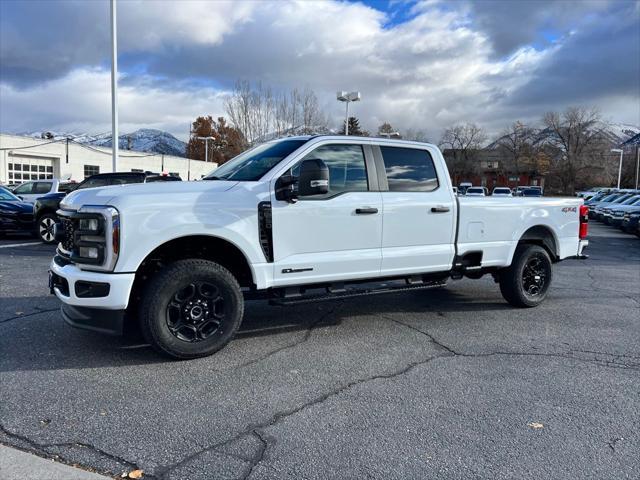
(110, 0, 119, 172)
(197, 136, 215, 163)
(611, 148, 624, 189)
(337, 91, 361, 135)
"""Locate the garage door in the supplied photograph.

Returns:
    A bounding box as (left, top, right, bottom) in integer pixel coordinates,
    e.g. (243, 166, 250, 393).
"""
(7, 156, 55, 182)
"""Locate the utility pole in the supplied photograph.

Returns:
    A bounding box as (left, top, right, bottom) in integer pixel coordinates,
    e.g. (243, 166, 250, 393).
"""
(110, 0, 119, 172)
(65, 137, 69, 164)
(611, 148, 624, 189)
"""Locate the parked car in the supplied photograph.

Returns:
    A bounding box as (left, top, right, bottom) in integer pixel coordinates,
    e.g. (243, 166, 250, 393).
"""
(521, 188, 543, 197)
(0, 186, 35, 238)
(492, 187, 513, 197)
(12, 179, 72, 203)
(621, 211, 640, 233)
(34, 172, 181, 243)
(593, 193, 637, 221)
(601, 195, 640, 225)
(457, 182, 472, 196)
(465, 186, 486, 196)
(49, 136, 588, 359)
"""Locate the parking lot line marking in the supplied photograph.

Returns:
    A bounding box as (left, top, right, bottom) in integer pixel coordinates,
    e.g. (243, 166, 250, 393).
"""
(0, 241, 42, 249)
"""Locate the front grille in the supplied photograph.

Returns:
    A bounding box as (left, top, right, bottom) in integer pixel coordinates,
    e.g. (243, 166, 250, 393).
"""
(18, 213, 34, 222)
(59, 216, 76, 252)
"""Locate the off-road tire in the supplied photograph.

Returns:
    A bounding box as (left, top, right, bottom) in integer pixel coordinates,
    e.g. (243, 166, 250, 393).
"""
(139, 259, 244, 359)
(499, 244, 552, 308)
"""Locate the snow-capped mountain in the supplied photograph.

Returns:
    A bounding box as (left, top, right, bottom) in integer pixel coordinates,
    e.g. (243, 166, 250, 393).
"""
(23, 129, 187, 157)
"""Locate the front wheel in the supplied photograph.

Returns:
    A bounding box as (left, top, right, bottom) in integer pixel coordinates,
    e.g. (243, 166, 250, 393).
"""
(139, 259, 244, 359)
(498, 244, 552, 308)
(38, 213, 58, 244)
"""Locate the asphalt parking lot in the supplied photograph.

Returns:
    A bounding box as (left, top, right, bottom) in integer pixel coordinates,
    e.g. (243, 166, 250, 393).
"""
(1, 223, 639, 480)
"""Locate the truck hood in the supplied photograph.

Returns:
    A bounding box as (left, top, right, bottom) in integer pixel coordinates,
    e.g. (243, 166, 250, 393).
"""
(60, 180, 239, 211)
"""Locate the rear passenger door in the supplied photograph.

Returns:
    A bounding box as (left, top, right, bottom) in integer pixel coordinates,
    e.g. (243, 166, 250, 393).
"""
(375, 145, 456, 275)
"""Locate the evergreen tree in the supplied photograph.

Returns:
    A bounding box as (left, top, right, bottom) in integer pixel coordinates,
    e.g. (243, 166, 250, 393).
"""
(343, 116, 365, 136)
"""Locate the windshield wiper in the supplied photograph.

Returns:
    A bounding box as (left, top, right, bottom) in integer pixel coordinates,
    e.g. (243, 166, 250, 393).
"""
(203, 176, 224, 181)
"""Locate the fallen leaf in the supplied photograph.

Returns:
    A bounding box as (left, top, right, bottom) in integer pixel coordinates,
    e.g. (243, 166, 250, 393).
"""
(128, 470, 144, 479)
(15, 311, 24, 315)
(527, 422, 544, 429)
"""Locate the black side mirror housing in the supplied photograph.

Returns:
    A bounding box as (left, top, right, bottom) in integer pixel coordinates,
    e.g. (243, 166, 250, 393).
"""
(275, 174, 297, 202)
(297, 158, 329, 197)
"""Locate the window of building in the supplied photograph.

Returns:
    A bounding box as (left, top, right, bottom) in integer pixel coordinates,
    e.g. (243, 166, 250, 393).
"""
(84, 165, 100, 178)
(46, 166, 53, 173)
(39, 165, 45, 172)
(293, 144, 368, 199)
(8, 163, 13, 170)
(380, 146, 438, 192)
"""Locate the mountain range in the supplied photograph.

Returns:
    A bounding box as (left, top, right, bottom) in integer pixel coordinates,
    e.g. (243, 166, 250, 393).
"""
(25, 129, 187, 157)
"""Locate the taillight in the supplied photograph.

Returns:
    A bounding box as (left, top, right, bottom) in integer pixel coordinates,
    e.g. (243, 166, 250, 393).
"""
(579, 205, 588, 239)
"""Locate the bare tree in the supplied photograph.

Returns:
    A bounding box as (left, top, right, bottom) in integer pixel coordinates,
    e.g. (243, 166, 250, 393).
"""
(439, 123, 487, 185)
(541, 106, 607, 194)
(494, 121, 538, 187)
(224, 80, 274, 146)
(403, 128, 429, 143)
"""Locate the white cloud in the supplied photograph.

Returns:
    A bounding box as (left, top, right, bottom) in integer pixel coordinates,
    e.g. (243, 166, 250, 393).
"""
(0, 69, 227, 140)
(1, 0, 638, 142)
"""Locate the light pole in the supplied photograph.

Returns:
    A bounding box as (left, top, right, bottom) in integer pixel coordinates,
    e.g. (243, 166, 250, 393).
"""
(635, 145, 639, 190)
(110, 0, 119, 172)
(197, 136, 214, 163)
(337, 91, 361, 135)
(611, 148, 624, 189)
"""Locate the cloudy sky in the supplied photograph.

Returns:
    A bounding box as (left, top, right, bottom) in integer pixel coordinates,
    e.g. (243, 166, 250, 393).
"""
(1, 0, 638, 141)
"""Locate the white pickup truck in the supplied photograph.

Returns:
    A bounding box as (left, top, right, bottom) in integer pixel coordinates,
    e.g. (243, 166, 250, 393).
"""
(49, 136, 589, 359)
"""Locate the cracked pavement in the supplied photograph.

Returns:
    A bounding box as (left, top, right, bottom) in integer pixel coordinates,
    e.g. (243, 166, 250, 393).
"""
(1, 223, 638, 479)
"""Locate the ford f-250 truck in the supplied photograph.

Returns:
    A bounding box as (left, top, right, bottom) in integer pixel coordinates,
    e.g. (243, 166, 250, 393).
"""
(49, 136, 589, 359)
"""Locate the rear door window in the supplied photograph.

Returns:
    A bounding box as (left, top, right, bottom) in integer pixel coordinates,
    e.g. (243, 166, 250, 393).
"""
(33, 182, 52, 194)
(379, 146, 438, 192)
(110, 175, 142, 185)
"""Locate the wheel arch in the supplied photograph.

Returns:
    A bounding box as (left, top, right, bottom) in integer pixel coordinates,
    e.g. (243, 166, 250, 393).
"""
(517, 225, 558, 262)
(130, 235, 255, 299)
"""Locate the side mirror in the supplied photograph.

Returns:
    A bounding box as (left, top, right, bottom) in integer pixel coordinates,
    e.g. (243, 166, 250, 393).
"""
(297, 159, 329, 197)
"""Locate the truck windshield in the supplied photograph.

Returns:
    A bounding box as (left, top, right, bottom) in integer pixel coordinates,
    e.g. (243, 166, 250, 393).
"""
(203, 139, 308, 181)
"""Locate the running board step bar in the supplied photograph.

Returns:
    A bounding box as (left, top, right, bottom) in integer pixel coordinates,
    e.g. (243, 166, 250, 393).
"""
(269, 279, 447, 306)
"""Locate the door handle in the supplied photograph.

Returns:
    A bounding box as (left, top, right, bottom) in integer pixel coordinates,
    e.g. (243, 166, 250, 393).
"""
(355, 207, 378, 215)
(431, 206, 450, 213)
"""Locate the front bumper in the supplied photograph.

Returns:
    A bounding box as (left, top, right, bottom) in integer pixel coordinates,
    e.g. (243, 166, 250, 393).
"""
(50, 256, 135, 310)
(61, 304, 125, 336)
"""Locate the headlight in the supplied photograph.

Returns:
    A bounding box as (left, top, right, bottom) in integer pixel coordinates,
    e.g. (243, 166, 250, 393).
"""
(56, 205, 120, 272)
(79, 218, 100, 232)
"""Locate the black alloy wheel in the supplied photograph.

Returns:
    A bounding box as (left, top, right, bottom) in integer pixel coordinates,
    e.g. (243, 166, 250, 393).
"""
(166, 281, 225, 343)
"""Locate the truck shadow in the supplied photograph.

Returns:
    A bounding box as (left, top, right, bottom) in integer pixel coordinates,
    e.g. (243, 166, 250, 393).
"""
(0, 288, 510, 373)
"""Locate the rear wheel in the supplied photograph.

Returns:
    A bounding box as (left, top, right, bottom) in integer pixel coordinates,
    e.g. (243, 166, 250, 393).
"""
(139, 259, 244, 359)
(499, 244, 552, 308)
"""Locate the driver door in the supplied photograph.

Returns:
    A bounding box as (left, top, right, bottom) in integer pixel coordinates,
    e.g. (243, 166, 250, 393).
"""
(270, 142, 383, 287)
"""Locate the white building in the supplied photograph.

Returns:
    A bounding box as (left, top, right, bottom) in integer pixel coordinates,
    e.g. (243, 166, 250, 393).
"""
(0, 133, 215, 184)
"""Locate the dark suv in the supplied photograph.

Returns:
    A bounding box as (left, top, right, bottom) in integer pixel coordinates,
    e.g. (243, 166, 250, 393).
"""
(34, 172, 181, 243)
